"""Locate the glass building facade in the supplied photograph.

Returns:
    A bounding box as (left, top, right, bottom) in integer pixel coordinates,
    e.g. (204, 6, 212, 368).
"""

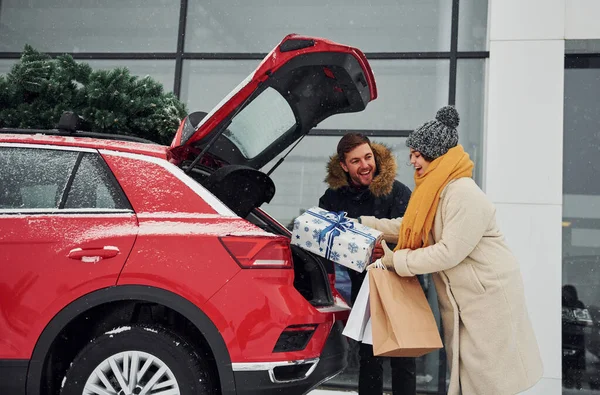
(0, 1, 489, 393)
(562, 40, 600, 393)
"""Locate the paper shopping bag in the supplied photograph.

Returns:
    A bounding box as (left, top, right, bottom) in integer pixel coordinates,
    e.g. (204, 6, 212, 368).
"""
(342, 273, 372, 343)
(369, 269, 443, 357)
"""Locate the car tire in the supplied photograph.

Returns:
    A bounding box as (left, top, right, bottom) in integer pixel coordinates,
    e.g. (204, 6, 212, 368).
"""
(60, 324, 216, 395)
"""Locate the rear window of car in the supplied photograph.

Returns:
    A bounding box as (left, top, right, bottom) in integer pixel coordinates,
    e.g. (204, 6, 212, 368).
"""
(222, 86, 297, 159)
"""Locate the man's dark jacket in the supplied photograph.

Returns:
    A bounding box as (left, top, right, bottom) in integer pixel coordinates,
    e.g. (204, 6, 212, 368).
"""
(318, 143, 416, 395)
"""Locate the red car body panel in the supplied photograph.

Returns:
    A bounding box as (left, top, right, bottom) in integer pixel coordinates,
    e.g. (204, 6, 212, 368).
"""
(117, 218, 253, 310)
(0, 213, 137, 358)
(100, 151, 222, 215)
(106, 150, 330, 364)
(204, 269, 334, 363)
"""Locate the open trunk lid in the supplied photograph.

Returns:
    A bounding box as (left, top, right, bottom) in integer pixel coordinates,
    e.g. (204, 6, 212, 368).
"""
(168, 34, 377, 170)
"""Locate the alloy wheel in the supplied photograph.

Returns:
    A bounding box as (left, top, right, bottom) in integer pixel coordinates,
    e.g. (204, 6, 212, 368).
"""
(82, 350, 180, 395)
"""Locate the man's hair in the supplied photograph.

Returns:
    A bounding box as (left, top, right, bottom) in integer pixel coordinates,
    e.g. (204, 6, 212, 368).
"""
(337, 133, 371, 163)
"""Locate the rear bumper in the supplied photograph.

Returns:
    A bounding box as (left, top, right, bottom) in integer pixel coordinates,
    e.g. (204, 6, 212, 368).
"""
(231, 320, 347, 395)
(0, 359, 27, 395)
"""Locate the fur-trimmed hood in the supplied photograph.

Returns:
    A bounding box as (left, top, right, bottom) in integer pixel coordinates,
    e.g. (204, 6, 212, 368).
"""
(324, 143, 398, 197)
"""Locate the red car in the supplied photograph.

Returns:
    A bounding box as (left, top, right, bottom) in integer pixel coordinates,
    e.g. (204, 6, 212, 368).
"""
(0, 35, 377, 395)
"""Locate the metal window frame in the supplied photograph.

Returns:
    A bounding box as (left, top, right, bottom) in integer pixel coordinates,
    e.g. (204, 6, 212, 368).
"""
(565, 53, 600, 69)
(310, 129, 413, 137)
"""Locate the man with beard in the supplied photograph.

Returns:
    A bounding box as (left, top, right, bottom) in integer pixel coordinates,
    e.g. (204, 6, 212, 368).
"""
(318, 133, 414, 395)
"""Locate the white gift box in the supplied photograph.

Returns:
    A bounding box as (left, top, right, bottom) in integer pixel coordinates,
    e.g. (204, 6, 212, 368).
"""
(291, 207, 382, 273)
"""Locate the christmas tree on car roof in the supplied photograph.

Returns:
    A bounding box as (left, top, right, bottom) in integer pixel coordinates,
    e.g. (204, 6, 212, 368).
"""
(0, 45, 187, 145)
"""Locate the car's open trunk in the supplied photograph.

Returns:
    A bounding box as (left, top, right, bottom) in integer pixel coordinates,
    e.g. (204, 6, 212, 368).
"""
(186, 165, 335, 307)
(246, 210, 334, 307)
(169, 34, 379, 310)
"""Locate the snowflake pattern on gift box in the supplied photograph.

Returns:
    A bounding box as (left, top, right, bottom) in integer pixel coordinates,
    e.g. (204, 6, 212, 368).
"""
(304, 226, 310, 232)
(347, 242, 359, 254)
(312, 218, 323, 224)
(356, 260, 366, 270)
(293, 221, 300, 231)
(330, 251, 340, 261)
(305, 241, 312, 248)
(312, 229, 322, 241)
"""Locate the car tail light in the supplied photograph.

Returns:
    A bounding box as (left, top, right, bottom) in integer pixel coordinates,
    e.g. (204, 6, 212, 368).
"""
(219, 236, 292, 269)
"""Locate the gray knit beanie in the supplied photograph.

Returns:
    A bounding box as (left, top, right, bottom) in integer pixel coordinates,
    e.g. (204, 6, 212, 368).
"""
(406, 106, 460, 160)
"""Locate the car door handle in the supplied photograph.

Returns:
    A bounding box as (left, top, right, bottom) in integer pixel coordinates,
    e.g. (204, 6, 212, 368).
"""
(68, 246, 120, 262)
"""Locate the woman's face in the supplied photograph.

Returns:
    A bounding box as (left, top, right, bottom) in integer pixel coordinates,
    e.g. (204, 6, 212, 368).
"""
(409, 149, 432, 177)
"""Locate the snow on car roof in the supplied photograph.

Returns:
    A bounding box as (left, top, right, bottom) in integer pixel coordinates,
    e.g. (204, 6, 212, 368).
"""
(0, 132, 168, 158)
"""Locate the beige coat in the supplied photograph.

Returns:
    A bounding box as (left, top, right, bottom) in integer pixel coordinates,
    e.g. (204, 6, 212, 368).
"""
(362, 178, 543, 395)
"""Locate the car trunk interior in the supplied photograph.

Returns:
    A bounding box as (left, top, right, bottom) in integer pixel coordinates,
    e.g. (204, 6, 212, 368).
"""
(247, 210, 334, 307)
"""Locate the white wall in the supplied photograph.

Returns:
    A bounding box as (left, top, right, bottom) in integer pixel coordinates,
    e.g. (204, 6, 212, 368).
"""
(565, 0, 600, 39)
(486, 0, 565, 394)
(487, 0, 600, 394)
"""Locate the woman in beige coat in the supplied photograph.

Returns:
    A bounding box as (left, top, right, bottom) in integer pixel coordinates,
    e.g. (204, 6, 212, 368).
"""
(361, 106, 543, 395)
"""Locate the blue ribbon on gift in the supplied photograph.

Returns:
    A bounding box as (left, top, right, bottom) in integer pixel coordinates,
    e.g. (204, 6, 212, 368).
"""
(306, 209, 376, 261)
(317, 211, 354, 245)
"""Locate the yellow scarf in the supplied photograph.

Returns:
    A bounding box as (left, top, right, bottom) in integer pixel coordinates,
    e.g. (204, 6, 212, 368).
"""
(395, 145, 474, 251)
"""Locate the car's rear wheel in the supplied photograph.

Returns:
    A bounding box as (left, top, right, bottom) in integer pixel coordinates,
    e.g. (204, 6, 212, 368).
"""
(60, 324, 216, 395)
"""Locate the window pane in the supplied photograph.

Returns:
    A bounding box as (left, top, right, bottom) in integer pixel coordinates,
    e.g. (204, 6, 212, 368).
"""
(566, 39, 600, 54)
(0, 147, 78, 209)
(319, 60, 450, 130)
(185, 0, 452, 53)
(456, 59, 485, 185)
(65, 153, 131, 210)
(182, 60, 450, 131)
(224, 87, 296, 159)
(0, 59, 16, 75)
(180, 60, 260, 113)
(0, 0, 179, 52)
(563, 66, 600, 392)
(85, 60, 176, 93)
(564, 68, 600, 196)
(458, 0, 489, 51)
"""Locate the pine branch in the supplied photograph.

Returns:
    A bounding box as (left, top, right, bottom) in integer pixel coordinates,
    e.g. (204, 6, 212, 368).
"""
(0, 45, 187, 144)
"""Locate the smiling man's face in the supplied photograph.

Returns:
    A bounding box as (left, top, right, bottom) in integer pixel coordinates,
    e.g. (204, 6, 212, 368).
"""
(340, 143, 376, 187)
